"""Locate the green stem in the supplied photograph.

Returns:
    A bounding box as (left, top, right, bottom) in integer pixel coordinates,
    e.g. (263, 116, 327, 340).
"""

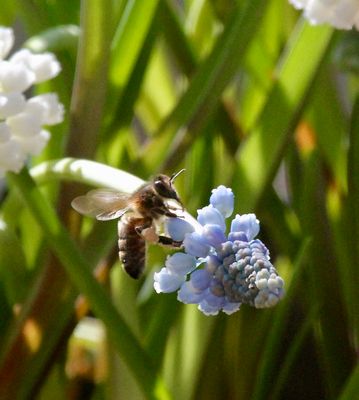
(7, 168, 170, 400)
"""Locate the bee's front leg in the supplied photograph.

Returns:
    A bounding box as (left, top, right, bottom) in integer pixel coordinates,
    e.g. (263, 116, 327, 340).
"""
(157, 235, 183, 248)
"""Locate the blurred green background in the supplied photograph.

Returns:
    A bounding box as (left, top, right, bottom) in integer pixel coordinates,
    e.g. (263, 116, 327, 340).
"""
(0, 0, 358, 399)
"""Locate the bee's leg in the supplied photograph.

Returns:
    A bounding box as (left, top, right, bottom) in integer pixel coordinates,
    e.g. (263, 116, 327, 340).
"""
(135, 221, 160, 244)
(158, 235, 183, 248)
(150, 206, 179, 219)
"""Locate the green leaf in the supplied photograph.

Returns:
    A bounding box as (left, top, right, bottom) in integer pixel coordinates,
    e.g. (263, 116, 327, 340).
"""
(6, 168, 170, 400)
(110, 0, 160, 89)
(251, 239, 312, 400)
(339, 364, 359, 400)
(233, 21, 334, 212)
(0, 222, 29, 305)
(143, 0, 268, 171)
(24, 25, 80, 53)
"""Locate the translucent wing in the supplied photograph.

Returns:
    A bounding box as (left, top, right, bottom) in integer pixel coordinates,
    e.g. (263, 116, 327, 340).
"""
(71, 189, 131, 221)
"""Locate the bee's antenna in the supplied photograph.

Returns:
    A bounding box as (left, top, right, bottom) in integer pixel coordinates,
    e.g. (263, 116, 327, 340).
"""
(170, 169, 185, 183)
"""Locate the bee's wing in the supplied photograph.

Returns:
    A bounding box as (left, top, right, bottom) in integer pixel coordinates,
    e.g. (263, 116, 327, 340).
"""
(71, 189, 131, 221)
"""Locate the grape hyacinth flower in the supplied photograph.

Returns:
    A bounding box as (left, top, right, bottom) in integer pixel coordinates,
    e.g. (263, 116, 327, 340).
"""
(0, 26, 64, 178)
(289, 0, 359, 30)
(154, 186, 284, 316)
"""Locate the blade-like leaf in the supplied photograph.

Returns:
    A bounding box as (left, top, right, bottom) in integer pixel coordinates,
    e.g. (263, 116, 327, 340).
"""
(233, 21, 333, 212)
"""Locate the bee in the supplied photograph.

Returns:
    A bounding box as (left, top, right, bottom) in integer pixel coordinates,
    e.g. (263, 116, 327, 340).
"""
(71, 170, 185, 279)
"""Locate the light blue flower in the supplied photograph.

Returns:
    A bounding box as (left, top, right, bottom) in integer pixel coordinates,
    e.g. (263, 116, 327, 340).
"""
(209, 185, 234, 218)
(154, 185, 284, 316)
(166, 217, 194, 241)
(197, 205, 226, 231)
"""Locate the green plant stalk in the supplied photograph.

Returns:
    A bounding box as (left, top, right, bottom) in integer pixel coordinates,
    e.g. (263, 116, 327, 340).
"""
(338, 363, 359, 400)
(234, 21, 334, 212)
(251, 239, 312, 400)
(269, 304, 320, 400)
(110, 0, 160, 89)
(346, 95, 359, 345)
(144, 0, 268, 172)
(66, 0, 112, 158)
(7, 168, 170, 400)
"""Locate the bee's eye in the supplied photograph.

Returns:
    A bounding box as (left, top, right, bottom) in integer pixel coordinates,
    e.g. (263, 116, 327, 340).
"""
(154, 180, 169, 196)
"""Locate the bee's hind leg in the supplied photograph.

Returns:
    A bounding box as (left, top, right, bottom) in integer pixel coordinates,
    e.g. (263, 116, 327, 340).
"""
(135, 224, 159, 244)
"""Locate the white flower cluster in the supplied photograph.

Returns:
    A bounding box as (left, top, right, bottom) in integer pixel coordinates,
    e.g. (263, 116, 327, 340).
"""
(0, 26, 64, 177)
(290, 0, 359, 30)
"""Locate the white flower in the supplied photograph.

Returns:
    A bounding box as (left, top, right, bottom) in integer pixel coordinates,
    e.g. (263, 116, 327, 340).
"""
(0, 26, 64, 175)
(10, 49, 61, 82)
(289, 0, 359, 30)
(0, 140, 26, 174)
(0, 61, 35, 93)
(28, 94, 64, 125)
(0, 122, 10, 142)
(0, 93, 26, 118)
(0, 27, 14, 60)
(15, 129, 50, 156)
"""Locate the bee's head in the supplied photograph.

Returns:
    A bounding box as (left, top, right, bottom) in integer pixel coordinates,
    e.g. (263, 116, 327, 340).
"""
(153, 169, 185, 206)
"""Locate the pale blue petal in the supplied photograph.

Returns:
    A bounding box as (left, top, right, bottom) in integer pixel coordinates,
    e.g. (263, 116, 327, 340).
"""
(202, 224, 227, 247)
(177, 281, 206, 304)
(230, 213, 259, 241)
(228, 231, 248, 242)
(198, 303, 220, 316)
(190, 269, 211, 290)
(165, 253, 196, 275)
(197, 205, 226, 231)
(209, 185, 234, 218)
(203, 291, 225, 307)
(198, 291, 224, 315)
(166, 217, 195, 241)
(205, 254, 221, 273)
(183, 232, 210, 257)
(153, 268, 185, 293)
(222, 301, 241, 315)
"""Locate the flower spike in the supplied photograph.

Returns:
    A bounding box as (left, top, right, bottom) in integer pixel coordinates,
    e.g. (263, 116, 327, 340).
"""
(154, 186, 284, 316)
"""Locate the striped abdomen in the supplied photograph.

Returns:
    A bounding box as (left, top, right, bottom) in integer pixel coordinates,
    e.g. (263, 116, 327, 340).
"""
(118, 217, 147, 279)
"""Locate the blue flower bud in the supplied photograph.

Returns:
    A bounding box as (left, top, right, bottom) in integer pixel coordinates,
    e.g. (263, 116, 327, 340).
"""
(183, 232, 210, 258)
(197, 205, 226, 231)
(166, 217, 195, 241)
(206, 254, 221, 273)
(190, 269, 211, 290)
(177, 281, 206, 304)
(230, 213, 259, 241)
(202, 224, 227, 247)
(165, 253, 197, 275)
(154, 268, 185, 293)
(209, 185, 234, 218)
(228, 231, 248, 242)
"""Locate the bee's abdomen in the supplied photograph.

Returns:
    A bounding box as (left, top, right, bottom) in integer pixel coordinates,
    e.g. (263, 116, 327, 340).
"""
(118, 218, 146, 279)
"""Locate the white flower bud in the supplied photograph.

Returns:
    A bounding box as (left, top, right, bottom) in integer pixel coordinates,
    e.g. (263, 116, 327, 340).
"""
(28, 93, 64, 125)
(289, 0, 359, 30)
(0, 93, 26, 118)
(0, 60, 35, 93)
(0, 122, 11, 142)
(15, 129, 50, 156)
(7, 107, 42, 137)
(11, 49, 61, 83)
(0, 27, 14, 60)
(0, 139, 26, 173)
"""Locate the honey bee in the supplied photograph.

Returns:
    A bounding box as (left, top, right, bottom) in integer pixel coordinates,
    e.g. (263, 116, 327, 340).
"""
(71, 170, 185, 279)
